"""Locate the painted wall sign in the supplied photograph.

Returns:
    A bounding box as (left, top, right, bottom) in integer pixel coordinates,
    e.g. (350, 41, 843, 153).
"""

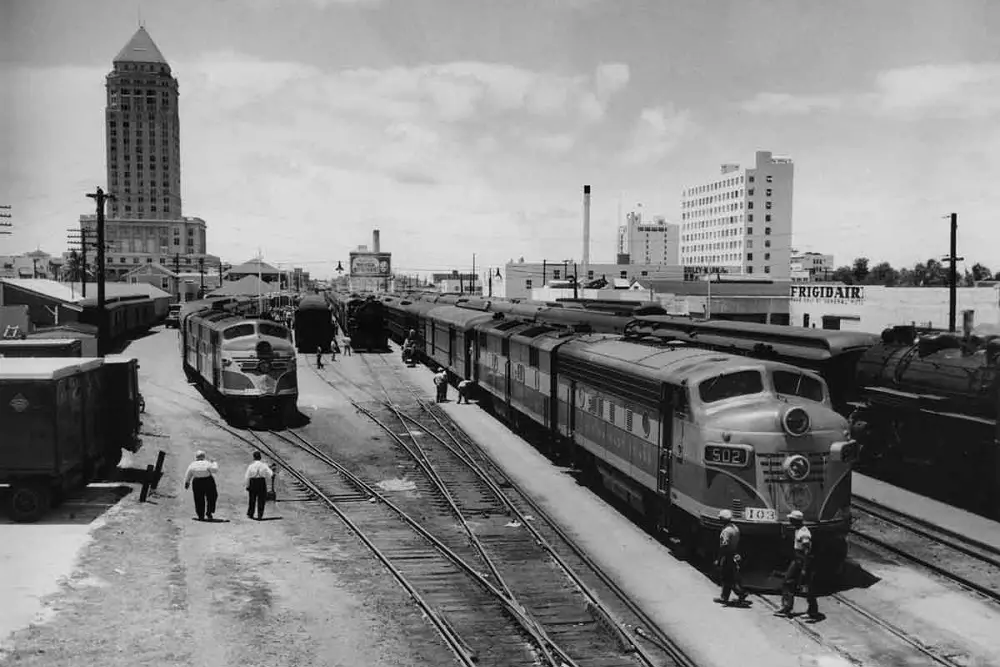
(789, 284, 865, 305)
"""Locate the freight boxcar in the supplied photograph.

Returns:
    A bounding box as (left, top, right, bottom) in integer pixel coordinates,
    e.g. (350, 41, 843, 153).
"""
(0, 357, 143, 522)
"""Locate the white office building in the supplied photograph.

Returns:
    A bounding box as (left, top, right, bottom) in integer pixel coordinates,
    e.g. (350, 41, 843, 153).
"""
(616, 211, 680, 266)
(680, 150, 794, 279)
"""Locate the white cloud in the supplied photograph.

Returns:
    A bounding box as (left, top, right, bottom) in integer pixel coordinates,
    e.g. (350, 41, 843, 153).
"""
(1, 53, 633, 273)
(620, 104, 694, 165)
(741, 62, 1000, 120)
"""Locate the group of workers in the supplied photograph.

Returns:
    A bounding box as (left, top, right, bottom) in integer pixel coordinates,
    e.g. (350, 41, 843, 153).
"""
(182, 450, 276, 521)
(403, 330, 472, 403)
(714, 508, 821, 619)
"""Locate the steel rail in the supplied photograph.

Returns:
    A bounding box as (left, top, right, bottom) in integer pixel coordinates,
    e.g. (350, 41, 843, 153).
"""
(202, 418, 477, 667)
(852, 496, 1000, 568)
(370, 355, 698, 667)
(280, 426, 576, 667)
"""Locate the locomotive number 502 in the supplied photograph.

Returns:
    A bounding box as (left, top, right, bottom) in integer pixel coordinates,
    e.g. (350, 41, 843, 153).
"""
(704, 444, 751, 468)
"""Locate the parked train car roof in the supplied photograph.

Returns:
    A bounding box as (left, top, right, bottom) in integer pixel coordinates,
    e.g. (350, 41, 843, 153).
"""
(296, 294, 330, 311)
(625, 316, 879, 361)
(0, 357, 103, 380)
(78, 294, 153, 307)
(426, 304, 498, 329)
(561, 335, 812, 390)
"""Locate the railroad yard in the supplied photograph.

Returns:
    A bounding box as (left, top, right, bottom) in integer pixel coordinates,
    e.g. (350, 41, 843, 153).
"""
(0, 325, 997, 667)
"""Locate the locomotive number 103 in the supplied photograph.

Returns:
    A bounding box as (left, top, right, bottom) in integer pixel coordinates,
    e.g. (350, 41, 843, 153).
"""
(704, 444, 752, 468)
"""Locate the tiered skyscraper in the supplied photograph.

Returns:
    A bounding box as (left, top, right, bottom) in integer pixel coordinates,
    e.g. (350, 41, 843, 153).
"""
(80, 26, 214, 280)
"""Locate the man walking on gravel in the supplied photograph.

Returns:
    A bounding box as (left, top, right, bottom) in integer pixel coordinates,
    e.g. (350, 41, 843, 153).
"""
(316, 345, 324, 369)
(183, 450, 219, 521)
(714, 509, 748, 606)
(244, 451, 275, 520)
(776, 510, 821, 619)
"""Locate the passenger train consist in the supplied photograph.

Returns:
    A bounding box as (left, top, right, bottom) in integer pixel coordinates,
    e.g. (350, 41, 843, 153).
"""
(179, 297, 298, 425)
(327, 291, 389, 351)
(381, 297, 856, 575)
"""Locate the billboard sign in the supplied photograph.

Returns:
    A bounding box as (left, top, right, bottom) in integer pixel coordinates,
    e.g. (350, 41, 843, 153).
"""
(350, 252, 391, 278)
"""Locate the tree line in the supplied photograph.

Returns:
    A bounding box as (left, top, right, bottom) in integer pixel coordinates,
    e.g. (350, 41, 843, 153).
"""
(826, 257, 994, 287)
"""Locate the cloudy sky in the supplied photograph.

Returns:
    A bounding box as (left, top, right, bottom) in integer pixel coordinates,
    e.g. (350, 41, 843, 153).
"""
(2, 0, 1000, 279)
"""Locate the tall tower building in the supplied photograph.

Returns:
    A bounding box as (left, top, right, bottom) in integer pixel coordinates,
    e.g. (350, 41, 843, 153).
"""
(679, 150, 794, 279)
(616, 210, 680, 266)
(78, 27, 216, 282)
(106, 27, 181, 220)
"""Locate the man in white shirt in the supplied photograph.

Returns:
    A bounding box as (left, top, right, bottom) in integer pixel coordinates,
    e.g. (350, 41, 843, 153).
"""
(183, 450, 219, 521)
(244, 451, 275, 520)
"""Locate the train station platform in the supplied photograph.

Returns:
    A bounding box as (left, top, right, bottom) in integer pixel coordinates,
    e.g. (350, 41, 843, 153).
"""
(853, 473, 1000, 553)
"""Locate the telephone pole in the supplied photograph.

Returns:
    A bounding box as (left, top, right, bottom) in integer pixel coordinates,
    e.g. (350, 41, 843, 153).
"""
(199, 257, 205, 298)
(66, 225, 97, 294)
(942, 212, 963, 332)
(85, 187, 114, 356)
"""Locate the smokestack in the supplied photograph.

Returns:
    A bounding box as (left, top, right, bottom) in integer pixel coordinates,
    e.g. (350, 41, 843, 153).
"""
(582, 185, 591, 282)
(372, 229, 381, 253)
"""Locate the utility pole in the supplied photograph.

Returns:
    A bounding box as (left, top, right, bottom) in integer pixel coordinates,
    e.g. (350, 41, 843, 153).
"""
(66, 225, 96, 294)
(85, 187, 114, 357)
(199, 256, 205, 298)
(573, 262, 579, 299)
(542, 259, 547, 286)
(472, 253, 476, 295)
(943, 212, 963, 332)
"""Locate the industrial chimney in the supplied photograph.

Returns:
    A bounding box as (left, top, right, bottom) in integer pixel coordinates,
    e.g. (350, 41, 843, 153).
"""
(372, 229, 381, 253)
(582, 185, 591, 282)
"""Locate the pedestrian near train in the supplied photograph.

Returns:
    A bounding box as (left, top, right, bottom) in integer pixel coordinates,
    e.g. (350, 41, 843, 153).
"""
(434, 368, 448, 402)
(244, 451, 275, 520)
(457, 379, 473, 404)
(343, 336, 352, 356)
(714, 510, 748, 606)
(316, 345, 324, 369)
(183, 450, 219, 521)
(330, 337, 340, 361)
(777, 510, 821, 619)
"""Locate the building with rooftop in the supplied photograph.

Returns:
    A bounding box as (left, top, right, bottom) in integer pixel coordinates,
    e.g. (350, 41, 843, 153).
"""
(76, 27, 217, 280)
(790, 251, 835, 282)
(616, 210, 680, 266)
(680, 150, 794, 279)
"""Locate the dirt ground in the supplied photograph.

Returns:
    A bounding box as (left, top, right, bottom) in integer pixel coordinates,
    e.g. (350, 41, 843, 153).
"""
(0, 328, 455, 667)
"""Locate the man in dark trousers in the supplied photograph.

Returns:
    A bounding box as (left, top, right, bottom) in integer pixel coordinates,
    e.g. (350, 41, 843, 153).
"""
(776, 510, 821, 619)
(714, 509, 749, 606)
(244, 451, 275, 520)
(183, 450, 219, 521)
(315, 345, 324, 369)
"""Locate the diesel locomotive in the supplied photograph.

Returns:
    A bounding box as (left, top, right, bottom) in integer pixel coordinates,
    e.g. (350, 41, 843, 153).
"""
(382, 298, 857, 576)
(179, 300, 298, 426)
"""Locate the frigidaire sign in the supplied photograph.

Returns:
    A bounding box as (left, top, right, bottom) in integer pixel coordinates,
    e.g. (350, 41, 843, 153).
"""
(789, 284, 865, 305)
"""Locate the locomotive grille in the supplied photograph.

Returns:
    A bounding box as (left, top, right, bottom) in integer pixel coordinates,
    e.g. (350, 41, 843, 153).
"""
(760, 452, 828, 483)
(234, 356, 290, 372)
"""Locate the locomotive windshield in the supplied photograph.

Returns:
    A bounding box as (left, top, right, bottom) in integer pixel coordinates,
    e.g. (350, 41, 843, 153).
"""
(698, 370, 764, 403)
(258, 322, 289, 340)
(222, 323, 255, 340)
(772, 370, 825, 402)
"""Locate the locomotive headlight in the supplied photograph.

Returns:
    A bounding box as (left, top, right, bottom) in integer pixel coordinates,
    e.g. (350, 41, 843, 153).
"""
(781, 406, 810, 436)
(783, 454, 811, 481)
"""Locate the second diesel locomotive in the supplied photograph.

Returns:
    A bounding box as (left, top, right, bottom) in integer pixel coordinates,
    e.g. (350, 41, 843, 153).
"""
(180, 301, 298, 425)
(385, 299, 857, 577)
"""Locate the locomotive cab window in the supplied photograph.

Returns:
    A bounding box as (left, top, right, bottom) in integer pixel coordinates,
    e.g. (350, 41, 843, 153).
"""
(259, 322, 289, 340)
(698, 370, 763, 404)
(222, 323, 255, 340)
(772, 370, 825, 402)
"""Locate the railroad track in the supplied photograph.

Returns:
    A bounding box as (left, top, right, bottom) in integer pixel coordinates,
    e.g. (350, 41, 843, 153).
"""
(311, 354, 695, 666)
(850, 495, 1000, 604)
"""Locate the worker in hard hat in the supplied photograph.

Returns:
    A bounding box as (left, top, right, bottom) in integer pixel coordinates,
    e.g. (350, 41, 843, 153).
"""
(776, 510, 821, 619)
(714, 509, 748, 606)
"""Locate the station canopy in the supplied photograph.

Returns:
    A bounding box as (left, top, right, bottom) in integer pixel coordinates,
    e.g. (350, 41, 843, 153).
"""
(209, 275, 272, 296)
